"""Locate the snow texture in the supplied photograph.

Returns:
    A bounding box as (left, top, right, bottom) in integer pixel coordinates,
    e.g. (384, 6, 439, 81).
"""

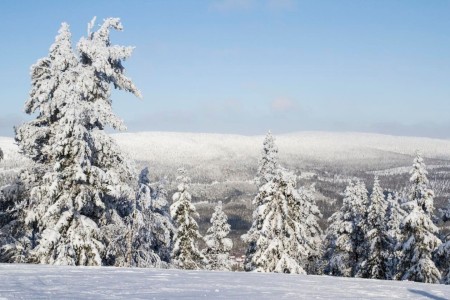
(0, 263, 448, 299)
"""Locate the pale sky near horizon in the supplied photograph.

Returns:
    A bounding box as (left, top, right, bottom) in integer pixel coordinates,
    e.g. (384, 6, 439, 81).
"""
(1, 0, 450, 138)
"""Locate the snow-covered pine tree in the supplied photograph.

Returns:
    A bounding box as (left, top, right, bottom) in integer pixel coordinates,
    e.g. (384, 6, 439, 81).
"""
(0, 175, 30, 263)
(14, 18, 141, 266)
(323, 182, 356, 277)
(323, 180, 368, 277)
(398, 152, 441, 283)
(203, 201, 233, 271)
(150, 176, 175, 265)
(357, 177, 389, 279)
(256, 131, 278, 188)
(128, 169, 175, 268)
(385, 192, 407, 280)
(436, 237, 450, 284)
(353, 180, 369, 276)
(0, 148, 3, 162)
(242, 168, 309, 274)
(244, 131, 279, 270)
(297, 184, 323, 274)
(129, 168, 163, 268)
(170, 168, 204, 270)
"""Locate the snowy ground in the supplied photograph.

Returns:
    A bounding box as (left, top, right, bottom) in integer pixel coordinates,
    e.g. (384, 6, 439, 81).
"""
(0, 264, 449, 299)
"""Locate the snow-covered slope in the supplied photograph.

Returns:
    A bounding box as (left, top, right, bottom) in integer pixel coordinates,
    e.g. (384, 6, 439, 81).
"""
(3, 131, 450, 174)
(0, 263, 448, 299)
(113, 131, 450, 164)
(109, 131, 450, 181)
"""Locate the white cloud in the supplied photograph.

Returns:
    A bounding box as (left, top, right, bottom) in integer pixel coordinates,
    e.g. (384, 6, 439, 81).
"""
(270, 97, 297, 112)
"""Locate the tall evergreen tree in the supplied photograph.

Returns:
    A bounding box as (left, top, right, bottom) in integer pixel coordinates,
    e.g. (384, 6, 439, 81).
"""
(203, 201, 233, 271)
(244, 131, 279, 270)
(256, 131, 278, 188)
(436, 236, 450, 284)
(170, 168, 204, 270)
(353, 180, 369, 275)
(150, 176, 175, 265)
(129, 168, 174, 268)
(323, 182, 356, 277)
(398, 153, 441, 283)
(297, 184, 323, 274)
(324, 180, 368, 277)
(0, 175, 29, 263)
(357, 177, 389, 279)
(13, 18, 141, 266)
(384, 192, 407, 279)
(243, 168, 309, 274)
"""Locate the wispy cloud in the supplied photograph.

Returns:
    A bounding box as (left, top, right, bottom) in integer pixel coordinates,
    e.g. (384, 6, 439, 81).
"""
(210, 0, 255, 12)
(270, 97, 297, 112)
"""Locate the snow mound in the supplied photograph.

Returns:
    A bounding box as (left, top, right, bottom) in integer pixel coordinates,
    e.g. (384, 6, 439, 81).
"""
(0, 263, 448, 299)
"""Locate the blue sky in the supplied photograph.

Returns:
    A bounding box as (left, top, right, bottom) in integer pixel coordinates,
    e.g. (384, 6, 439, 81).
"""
(1, 0, 450, 138)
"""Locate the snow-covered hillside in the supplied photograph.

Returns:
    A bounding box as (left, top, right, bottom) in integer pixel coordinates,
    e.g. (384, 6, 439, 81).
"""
(114, 131, 450, 162)
(3, 131, 450, 177)
(2, 131, 450, 255)
(0, 263, 448, 299)
(111, 131, 450, 180)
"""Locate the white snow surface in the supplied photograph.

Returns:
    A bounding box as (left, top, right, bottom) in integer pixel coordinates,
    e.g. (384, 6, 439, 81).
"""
(3, 132, 450, 177)
(112, 131, 450, 163)
(0, 263, 449, 299)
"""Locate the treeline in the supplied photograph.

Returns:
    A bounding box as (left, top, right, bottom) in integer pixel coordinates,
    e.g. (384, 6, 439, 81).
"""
(249, 133, 450, 284)
(0, 17, 449, 286)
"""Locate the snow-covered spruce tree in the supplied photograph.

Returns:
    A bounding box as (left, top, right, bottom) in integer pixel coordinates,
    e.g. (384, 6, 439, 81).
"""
(297, 184, 323, 274)
(256, 131, 279, 188)
(437, 198, 450, 284)
(129, 169, 175, 268)
(170, 168, 204, 270)
(384, 192, 407, 280)
(397, 153, 441, 283)
(14, 18, 141, 266)
(0, 148, 3, 162)
(244, 131, 279, 270)
(436, 237, 450, 284)
(0, 174, 31, 263)
(242, 168, 310, 274)
(323, 180, 368, 277)
(323, 182, 356, 277)
(203, 201, 233, 271)
(357, 177, 390, 279)
(353, 180, 369, 275)
(150, 176, 175, 265)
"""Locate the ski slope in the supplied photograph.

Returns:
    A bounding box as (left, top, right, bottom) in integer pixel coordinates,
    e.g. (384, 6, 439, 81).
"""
(0, 263, 448, 299)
